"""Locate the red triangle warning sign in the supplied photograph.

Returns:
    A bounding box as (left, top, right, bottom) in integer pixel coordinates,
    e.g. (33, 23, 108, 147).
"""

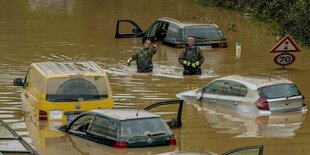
(270, 35, 301, 53)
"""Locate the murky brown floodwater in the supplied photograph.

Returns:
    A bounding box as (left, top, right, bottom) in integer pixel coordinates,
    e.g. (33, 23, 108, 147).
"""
(1, 0, 310, 154)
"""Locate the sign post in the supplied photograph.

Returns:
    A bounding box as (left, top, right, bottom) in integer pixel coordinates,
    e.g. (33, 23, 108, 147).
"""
(270, 35, 301, 69)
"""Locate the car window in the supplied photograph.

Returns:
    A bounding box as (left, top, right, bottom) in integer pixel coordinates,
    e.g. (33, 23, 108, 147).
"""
(120, 118, 167, 138)
(89, 116, 117, 138)
(258, 83, 301, 99)
(70, 115, 94, 133)
(184, 25, 220, 40)
(46, 76, 108, 102)
(203, 80, 225, 95)
(221, 81, 247, 97)
(146, 22, 160, 38)
(166, 24, 179, 40)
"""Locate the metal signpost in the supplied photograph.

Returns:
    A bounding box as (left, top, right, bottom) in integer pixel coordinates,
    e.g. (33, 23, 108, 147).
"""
(270, 35, 301, 69)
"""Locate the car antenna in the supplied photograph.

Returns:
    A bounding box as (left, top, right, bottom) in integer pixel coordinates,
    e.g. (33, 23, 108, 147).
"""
(269, 69, 276, 81)
(136, 103, 143, 117)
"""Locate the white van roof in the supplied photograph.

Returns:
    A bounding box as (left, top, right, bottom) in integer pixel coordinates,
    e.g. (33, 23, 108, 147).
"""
(33, 61, 105, 76)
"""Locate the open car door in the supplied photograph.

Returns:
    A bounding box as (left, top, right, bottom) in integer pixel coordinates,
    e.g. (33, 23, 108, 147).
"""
(222, 145, 264, 155)
(115, 20, 144, 38)
(144, 100, 183, 129)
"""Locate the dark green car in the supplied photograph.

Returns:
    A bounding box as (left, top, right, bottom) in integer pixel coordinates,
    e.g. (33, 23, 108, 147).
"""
(59, 100, 183, 148)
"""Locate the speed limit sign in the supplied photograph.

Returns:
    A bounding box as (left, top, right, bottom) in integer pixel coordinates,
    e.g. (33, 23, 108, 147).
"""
(273, 53, 296, 66)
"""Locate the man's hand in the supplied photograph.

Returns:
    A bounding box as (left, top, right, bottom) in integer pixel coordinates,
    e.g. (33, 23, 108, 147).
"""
(183, 60, 191, 66)
(127, 58, 132, 66)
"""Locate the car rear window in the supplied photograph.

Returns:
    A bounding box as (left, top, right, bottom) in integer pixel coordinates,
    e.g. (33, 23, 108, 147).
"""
(120, 118, 168, 138)
(258, 83, 301, 99)
(184, 25, 220, 40)
(46, 76, 108, 102)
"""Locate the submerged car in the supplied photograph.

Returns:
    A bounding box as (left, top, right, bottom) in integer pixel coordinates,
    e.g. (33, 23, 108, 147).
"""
(115, 16, 227, 48)
(177, 74, 307, 115)
(157, 145, 264, 155)
(59, 100, 183, 148)
(13, 61, 114, 123)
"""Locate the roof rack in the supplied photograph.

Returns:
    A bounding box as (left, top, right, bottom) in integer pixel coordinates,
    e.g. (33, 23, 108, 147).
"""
(192, 16, 215, 24)
(35, 61, 104, 76)
(0, 120, 40, 155)
(158, 17, 182, 25)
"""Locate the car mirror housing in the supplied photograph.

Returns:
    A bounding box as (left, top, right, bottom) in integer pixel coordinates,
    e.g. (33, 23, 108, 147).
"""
(196, 91, 203, 101)
(132, 28, 139, 34)
(13, 78, 24, 86)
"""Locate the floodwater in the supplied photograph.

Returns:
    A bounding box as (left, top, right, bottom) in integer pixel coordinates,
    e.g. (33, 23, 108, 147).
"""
(0, 0, 310, 154)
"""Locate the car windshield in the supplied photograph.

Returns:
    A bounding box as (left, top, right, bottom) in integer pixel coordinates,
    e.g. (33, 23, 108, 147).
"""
(258, 83, 301, 99)
(184, 25, 220, 40)
(46, 76, 108, 102)
(120, 118, 167, 138)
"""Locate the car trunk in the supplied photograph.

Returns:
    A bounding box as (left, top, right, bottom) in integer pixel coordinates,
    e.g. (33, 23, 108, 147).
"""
(267, 96, 303, 112)
(258, 83, 303, 112)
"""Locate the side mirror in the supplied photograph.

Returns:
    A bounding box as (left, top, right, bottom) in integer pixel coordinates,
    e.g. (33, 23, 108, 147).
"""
(13, 78, 24, 86)
(196, 91, 203, 101)
(132, 28, 139, 34)
(59, 125, 68, 131)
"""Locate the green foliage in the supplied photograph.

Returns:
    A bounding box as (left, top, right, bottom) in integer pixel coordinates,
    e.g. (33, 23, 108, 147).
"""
(198, 0, 310, 46)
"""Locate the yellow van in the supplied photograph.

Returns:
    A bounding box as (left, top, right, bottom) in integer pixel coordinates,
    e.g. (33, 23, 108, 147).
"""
(13, 61, 114, 123)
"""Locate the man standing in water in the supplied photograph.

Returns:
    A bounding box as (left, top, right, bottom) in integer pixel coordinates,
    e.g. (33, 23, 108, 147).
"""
(179, 37, 204, 75)
(127, 39, 157, 73)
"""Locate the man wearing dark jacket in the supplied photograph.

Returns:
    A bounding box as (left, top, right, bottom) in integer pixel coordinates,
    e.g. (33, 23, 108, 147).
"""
(179, 37, 204, 75)
(127, 39, 157, 73)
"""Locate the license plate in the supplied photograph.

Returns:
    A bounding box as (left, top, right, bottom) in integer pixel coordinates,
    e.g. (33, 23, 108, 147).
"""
(50, 110, 63, 120)
(198, 46, 211, 50)
(67, 114, 77, 122)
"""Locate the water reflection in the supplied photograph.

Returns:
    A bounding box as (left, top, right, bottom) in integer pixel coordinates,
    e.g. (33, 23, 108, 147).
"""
(192, 102, 306, 138)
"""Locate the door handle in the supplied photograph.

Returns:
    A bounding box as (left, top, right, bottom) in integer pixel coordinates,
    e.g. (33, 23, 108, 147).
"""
(231, 101, 238, 105)
(25, 93, 28, 98)
(210, 99, 216, 103)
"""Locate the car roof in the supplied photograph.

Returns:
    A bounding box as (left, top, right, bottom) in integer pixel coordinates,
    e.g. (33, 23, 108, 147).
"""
(89, 109, 161, 120)
(32, 61, 105, 77)
(158, 17, 219, 27)
(215, 74, 293, 89)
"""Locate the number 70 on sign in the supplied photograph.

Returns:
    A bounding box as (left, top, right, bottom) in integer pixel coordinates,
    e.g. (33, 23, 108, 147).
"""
(273, 53, 296, 66)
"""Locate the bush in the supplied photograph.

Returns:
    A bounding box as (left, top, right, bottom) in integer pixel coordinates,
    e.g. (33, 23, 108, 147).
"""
(198, 0, 310, 46)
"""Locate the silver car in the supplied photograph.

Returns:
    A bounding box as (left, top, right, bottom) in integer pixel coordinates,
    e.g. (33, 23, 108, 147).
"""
(177, 74, 307, 115)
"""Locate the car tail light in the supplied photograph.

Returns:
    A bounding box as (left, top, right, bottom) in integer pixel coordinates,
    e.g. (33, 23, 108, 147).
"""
(302, 95, 306, 106)
(169, 137, 177, 145)
(218, 43, 225, 47)
(39, 110, 48, 120)
(255, 98, 270, 111)
(114, 141, 128, 148)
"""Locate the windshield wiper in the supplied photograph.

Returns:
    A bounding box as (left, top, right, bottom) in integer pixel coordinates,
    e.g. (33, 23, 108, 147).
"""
(147, 131, 166, 136)
(285, 94, 300, 99)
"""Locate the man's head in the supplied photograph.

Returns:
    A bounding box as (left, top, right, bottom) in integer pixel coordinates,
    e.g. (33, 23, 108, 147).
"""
(144, 39, 152, 49)
(187, 37, 195, 47)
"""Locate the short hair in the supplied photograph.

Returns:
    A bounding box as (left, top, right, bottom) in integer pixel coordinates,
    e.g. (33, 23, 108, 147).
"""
(144, 38, 152, 44)
(187, 37, 195, 42)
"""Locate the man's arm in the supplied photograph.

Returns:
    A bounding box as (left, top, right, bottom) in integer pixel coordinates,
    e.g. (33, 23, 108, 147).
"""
(198, 48, 204, 64)
(179, 49, 187, 65)
(127, 50, 139, 66)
